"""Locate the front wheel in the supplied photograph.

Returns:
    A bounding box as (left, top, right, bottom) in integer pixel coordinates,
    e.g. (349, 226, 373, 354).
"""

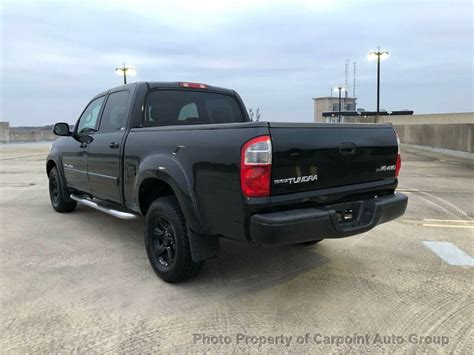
(145, 196, 203, 283)
(49, 167, 77, 213)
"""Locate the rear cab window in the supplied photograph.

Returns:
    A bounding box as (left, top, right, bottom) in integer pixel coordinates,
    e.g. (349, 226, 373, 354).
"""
(144, 90, 244, 127)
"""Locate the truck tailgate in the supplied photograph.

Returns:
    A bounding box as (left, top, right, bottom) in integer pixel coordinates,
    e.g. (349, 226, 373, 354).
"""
(269, 123, 398, 195)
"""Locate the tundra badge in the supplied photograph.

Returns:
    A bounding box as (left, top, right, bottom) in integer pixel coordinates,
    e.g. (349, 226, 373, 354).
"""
(273, 174, 318, 185)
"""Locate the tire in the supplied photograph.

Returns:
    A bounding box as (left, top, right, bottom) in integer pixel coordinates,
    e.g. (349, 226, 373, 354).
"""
(300, 239, 323, 245)
(49, 167, 77, 213)
(145, 196, 203, 283)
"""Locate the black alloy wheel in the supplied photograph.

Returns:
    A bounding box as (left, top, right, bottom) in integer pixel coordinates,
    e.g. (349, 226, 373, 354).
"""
(48, 167, 77, 213)
(145, 196, 203, 283)
(152, 216, 177, 267)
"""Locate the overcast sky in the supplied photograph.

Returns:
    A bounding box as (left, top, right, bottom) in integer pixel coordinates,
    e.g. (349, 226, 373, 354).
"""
(1, 0, 473, 126)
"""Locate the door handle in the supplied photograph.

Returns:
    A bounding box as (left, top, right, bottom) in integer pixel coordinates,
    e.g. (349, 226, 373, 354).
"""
(80, 143, 88, 148)
(109, 142, 119, 149)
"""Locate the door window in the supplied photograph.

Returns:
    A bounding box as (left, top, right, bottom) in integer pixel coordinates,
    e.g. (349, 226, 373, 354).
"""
(99, 91, 130, 132)
(76, 96, 105, 134)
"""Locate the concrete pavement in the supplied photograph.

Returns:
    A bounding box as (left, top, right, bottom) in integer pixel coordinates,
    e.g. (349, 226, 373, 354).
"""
(0, 143, 472, 353)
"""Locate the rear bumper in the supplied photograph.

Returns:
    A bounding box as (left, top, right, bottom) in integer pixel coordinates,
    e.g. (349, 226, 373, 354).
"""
(250, 192, 408, 245)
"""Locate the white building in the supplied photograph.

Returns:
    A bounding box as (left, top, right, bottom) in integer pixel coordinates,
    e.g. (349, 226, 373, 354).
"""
(313, 96, 357, 123)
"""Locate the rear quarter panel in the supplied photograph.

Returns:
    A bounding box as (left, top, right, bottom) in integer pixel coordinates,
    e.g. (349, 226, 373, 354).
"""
(124, 123, 269, 240)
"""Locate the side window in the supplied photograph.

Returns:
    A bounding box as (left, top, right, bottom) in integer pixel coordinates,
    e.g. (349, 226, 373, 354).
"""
(178, 103, 199, 121)
(76, 96, 105, 134)
(99, 91, 130, 132)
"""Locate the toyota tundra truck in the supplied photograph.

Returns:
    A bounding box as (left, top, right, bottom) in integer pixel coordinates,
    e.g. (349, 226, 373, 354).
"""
(47, 82, 408, 282)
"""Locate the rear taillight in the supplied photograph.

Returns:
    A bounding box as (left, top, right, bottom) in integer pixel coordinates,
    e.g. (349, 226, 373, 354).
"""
(240, 135, 272, 197)
(395, 131, 401, 177)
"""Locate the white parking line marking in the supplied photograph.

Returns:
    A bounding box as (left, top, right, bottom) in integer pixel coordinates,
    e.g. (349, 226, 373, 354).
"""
(398, 184, 470, 218)
(423, 241, 474, 266)
(423, 219, 473, 223)
(422, 224, 474, 229)
(423, 191, 470, 217)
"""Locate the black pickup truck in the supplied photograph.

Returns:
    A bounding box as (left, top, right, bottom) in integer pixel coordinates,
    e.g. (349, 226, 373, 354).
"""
(47, 82, 407, 282)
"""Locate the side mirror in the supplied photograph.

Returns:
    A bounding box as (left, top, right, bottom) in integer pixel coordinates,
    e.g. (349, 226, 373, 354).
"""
(53, 122, 71, 136)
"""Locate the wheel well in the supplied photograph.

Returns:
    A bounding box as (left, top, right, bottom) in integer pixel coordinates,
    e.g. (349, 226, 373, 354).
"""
(46, 160, 56, 176)
(139, 178, 175, 214)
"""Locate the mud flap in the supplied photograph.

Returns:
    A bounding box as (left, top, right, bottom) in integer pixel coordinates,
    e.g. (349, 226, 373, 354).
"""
(187, 226, 220, 262)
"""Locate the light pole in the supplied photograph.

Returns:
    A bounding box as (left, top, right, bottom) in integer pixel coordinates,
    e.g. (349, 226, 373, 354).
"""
(115, 63, 136, 84)
(368, 48, 389, 122)
(333, 85, 346, 123)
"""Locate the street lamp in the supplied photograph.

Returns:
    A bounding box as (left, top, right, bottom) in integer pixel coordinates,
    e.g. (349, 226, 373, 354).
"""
(333, 85, 346, 123)
(115, 63, 136, 84)
(368, 48, 389, 122)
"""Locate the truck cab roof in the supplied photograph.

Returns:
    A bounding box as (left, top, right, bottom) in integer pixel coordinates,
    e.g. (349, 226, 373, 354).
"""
(92, 81, 236, 100)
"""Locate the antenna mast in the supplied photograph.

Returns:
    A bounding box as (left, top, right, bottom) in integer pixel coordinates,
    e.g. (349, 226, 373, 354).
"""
(353, 61, 357, 98)
(344, 60, 349, 99)
(344, 60, 349, 88)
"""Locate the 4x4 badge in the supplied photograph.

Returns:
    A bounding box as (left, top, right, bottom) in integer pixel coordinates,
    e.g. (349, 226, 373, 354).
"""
(376, 165, 396, 172)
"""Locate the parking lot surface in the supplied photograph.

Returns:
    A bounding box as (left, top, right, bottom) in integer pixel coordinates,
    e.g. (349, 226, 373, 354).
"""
(1, 142, 472, 353)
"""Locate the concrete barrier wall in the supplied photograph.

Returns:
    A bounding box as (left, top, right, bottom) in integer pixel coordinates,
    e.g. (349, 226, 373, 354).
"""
(0, 121, 56, 143)
(381, 112, 473, 125)
(0, 122, 10, 142)
(8, 130, 56, 142)
(2, 113, 474, 152)
(389, 112, 473, 153)
(394, 124, 473, 153)
(346, 112, 474, 154)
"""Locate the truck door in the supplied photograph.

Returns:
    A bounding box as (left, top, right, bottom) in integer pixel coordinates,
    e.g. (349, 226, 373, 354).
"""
(62, 95, 105, 193)
(86, 89, 131, 203)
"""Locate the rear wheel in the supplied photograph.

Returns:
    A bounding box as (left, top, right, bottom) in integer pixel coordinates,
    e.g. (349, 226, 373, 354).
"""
(48, 167, 77, 213)
(300, 239, 323, 245)
(145, 196, 202, 283)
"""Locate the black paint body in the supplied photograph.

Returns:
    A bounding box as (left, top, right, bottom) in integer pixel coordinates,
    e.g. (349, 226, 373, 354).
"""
(47, 82, 407, 247)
